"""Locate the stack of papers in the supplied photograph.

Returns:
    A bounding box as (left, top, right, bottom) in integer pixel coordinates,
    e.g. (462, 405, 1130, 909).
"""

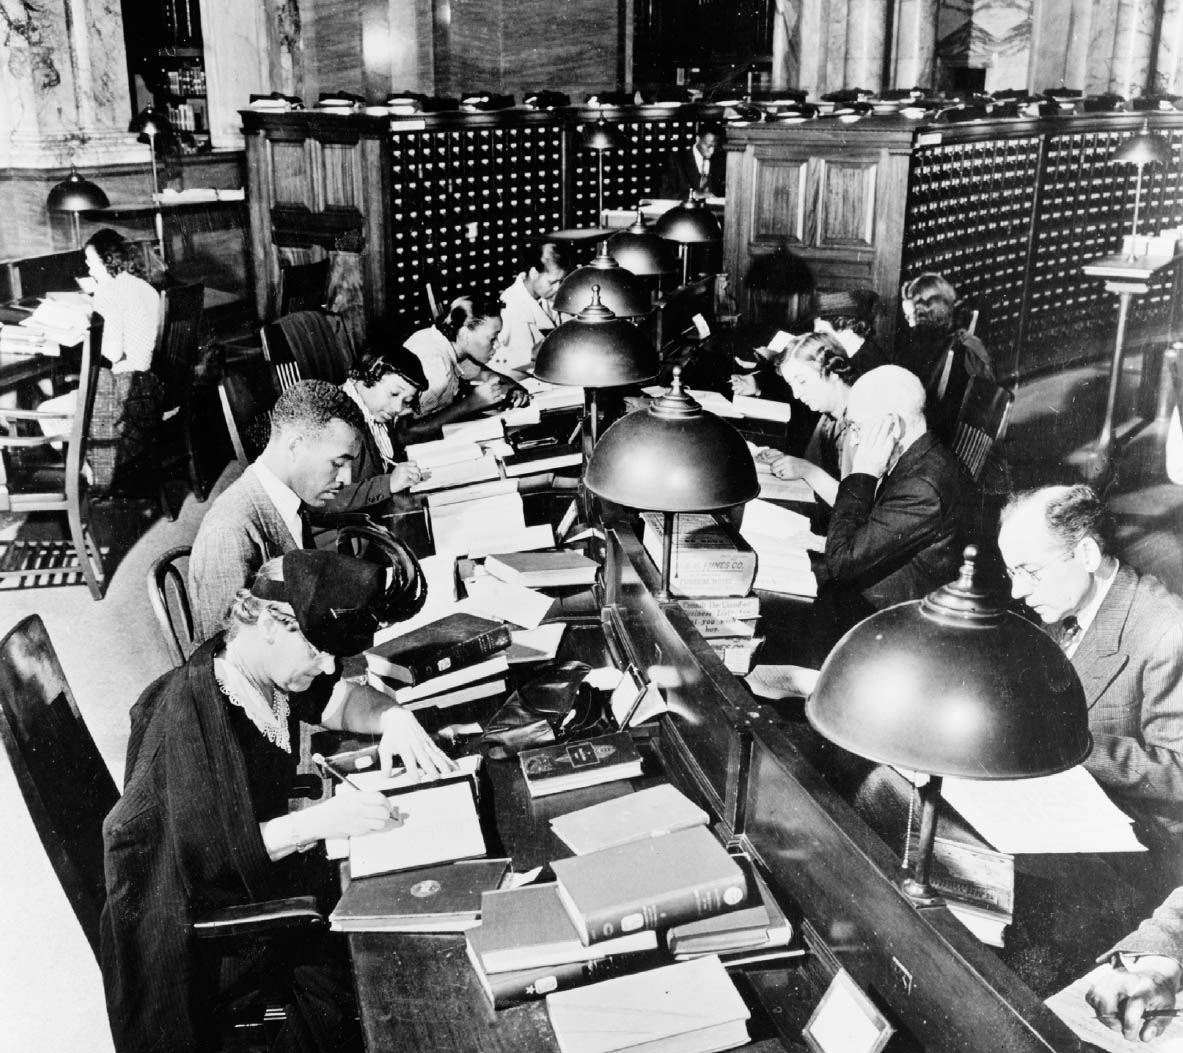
(739, 499, 823, 597)
(941, 766, 1146, 854)
(0, 324, 53, 356)
(19, 298, 89, 347)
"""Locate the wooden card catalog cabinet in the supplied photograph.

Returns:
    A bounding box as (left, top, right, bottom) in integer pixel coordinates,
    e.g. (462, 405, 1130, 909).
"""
(725, 123, 914, 347)
(242, 111, 392, 327)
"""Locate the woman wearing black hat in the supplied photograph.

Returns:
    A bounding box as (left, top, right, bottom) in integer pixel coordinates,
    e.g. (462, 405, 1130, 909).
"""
(100, 550, 454, 1053)
(322, 347, 432, 514)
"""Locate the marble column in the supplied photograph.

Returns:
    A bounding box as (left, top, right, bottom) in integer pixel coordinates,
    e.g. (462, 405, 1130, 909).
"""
(892, 0, 938, 89)
(1029, 0, 1093, 91)
(1157, 0, 1183, 93)
(1108, 0, 1158, 97)
(197, 0, 274, 149)
(845, 0, 888, 91)
(771, 0, 797, 90)
(0, 0, 140, 168)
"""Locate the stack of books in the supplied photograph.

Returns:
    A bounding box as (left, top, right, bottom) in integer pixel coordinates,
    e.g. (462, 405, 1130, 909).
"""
(465, 882, 664, 1008)
(465, 811, 753, 1016)
(365, 612, 512, 711)
(485, 550, 598, 589)
(0, 324, 52, 355)
(639, 513, 765, 674)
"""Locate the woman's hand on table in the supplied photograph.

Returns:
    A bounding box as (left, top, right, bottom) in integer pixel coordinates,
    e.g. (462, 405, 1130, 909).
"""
(378, 704, 458, 779)
(769, 453, 812, 481)
(390, 461, 428, 492)
(730, 373, 760, 397)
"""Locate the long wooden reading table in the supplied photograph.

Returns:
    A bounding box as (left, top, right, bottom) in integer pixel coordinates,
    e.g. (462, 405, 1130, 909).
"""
(340, 503, 1179, 1052)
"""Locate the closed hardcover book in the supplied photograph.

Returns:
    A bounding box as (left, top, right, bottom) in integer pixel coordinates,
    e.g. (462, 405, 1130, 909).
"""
(676, 596, 760, 621)
(368, 672, 508, 712)
(466, 883, 659, 974)
(484, 550, 598, 588)
(668, 867, 793, 957)
(545, 955, 750, 1053)
(366, 613, 511, 684)
(549, 783, 709, 855)
(329, 857, 510, 933)
(368, 656, 509, 703)
(519, 732, 642, 798)
(467, 940, 669, 1009)
(551, 826, 749, 945)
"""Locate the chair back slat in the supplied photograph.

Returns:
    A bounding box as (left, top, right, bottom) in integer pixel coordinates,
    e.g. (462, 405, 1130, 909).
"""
(952, 376, 1014, 482)
(153, 282, 205, 409)
(0, 615, 117, 958)
(260, 310, 356, 388)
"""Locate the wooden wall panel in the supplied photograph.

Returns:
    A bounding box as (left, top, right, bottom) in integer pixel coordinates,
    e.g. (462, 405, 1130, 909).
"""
(753, 159, 809, 244)
(269, 141, 313, 207)
(817, 161, 876, 247)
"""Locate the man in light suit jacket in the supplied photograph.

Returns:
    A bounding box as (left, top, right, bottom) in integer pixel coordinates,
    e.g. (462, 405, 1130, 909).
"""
(998, 484, 1183, 836)
(189, 380, 365, 641)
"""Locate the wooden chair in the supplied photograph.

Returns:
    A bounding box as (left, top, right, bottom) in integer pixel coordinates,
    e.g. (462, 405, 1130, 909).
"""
(277, 258, 331, 317)
(951, 375, 1015, 483)
(217, 354, 278, 466)
(151, 282, 206, 517)
(0, 329, 106, 599)
(260, 309, 357, 393)
(0, 613, 324, 1049)
(148, 545, 195, 667)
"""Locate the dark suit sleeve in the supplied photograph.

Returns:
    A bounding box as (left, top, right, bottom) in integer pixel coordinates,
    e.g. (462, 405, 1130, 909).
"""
(1087, 619, 1183, 804)
(660, 151, 687, 198)
(820, 470, 948, 586)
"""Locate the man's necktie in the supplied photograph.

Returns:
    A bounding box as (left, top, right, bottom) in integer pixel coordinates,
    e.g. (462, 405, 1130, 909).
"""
(1059, 615, 1081, 653)
(298, 507, 316, 549)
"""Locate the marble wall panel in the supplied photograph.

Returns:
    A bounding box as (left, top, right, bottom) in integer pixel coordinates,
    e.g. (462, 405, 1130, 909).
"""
(198, 0, 274, 148)
(1156, 0, 1183, 94)
(845, 0, 888, 90)
(893, 0, 938, 88)
(1108, 0, 1157, 96)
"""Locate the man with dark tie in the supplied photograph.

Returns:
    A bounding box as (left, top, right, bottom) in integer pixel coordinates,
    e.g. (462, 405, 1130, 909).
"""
(660, 123, 726, 199)
(189, 379, 365, 641)
(997, 484, 1183, 836)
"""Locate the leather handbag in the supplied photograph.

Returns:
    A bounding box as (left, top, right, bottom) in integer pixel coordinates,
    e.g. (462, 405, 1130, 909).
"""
(479, 661, 616, 760)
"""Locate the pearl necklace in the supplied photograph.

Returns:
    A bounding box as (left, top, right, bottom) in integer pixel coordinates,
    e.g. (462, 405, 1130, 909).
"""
(213, 655, 291, 753)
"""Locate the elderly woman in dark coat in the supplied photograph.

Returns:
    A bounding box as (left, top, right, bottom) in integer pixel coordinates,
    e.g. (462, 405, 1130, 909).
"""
(100, 550, 454, 1052)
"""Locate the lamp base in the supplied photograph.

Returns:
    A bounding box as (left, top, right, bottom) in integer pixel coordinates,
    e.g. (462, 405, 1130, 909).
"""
(900, 876, 945, 906)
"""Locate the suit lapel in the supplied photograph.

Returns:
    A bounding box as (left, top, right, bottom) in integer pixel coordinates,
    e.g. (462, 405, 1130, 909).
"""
(244, 465, 300, 550)
(1071, 564, 1136, 710)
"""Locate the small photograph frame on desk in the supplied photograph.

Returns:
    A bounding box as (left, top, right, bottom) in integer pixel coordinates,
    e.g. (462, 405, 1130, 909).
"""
(802, 968, 895, 1053)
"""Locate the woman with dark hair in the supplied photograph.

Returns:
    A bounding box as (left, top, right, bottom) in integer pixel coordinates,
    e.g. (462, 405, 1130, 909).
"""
(40, 228, 162, 490)
(490, 241, 571, 373)
(403, 294, 527, 435)
(761, 332, 856, 506)
(322, 346, 430, 513)
(100, 550, 454, 1053)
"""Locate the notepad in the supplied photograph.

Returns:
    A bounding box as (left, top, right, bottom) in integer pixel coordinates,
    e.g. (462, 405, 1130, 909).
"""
(348, 778, 487, 879)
